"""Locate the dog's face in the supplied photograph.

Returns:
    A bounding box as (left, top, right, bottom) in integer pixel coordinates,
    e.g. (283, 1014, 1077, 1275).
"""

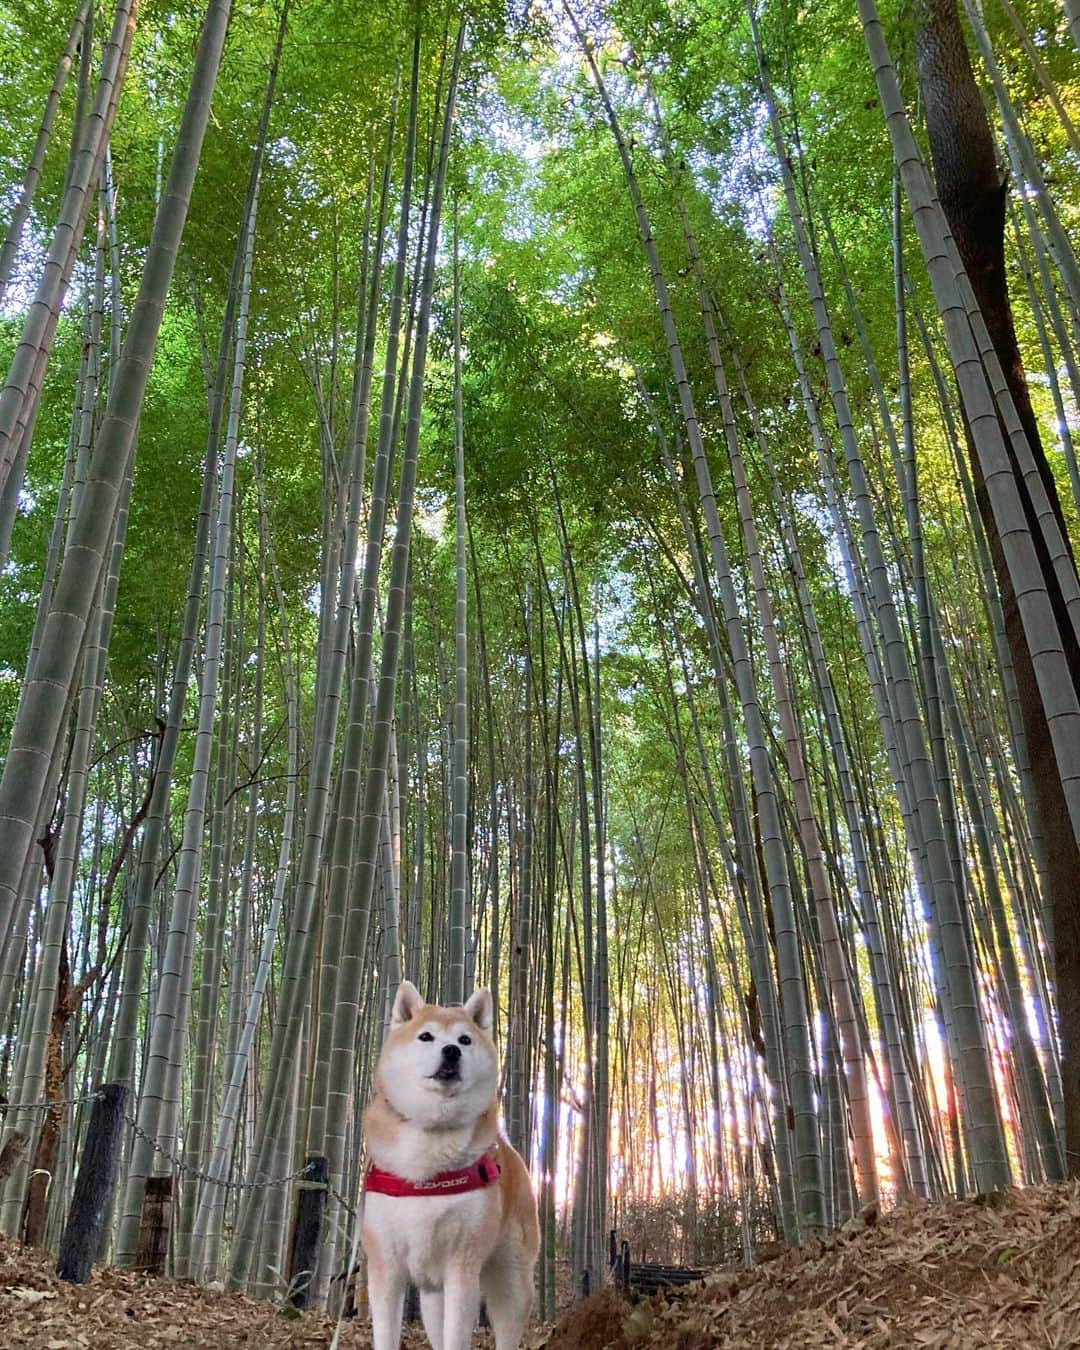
(375, 982, 498, 1128)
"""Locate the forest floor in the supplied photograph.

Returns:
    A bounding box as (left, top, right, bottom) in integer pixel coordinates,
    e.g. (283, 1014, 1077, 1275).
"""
(0, 1183, 1077, 1347)
(547, 1181, 1080, 1348)
(0, 1234, 484, 1349)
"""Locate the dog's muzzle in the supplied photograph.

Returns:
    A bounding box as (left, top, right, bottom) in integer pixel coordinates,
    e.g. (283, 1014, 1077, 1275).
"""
(432, 1043, 462, 1082)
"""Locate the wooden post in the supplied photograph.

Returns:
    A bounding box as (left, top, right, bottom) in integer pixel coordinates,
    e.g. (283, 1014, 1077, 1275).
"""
(56, 1084, 127, 1283)
(134, 1176, 174, 1275)
(287, 1154, 327, 1308)
(620, 1239, 631, 1290)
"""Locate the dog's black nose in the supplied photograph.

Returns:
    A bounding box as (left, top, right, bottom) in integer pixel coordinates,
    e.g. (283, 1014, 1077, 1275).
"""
(441, 1043, 462, 1063)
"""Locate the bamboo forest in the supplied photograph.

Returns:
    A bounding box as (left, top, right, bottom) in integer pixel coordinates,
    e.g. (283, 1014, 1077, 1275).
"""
(0, 0, 1078, 1344)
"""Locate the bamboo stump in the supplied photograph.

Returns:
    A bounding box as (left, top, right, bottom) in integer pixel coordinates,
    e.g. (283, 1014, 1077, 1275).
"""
(56, 1084, 127, 1283)
(134, 1176, 174, 1276)
(287, 1155, 327, 1309)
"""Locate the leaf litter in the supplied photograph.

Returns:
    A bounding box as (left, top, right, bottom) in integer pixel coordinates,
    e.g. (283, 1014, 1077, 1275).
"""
(0, 1238, 453, 1348)
(542, 1182, 1080, 1348)
(0, 1185, 1076, 1346)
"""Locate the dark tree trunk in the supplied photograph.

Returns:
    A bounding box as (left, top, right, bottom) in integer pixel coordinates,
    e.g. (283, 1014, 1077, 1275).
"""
(287, 1154, 327, 1308)
(916, 0, 1080, 1174)
(23, 939, 72, 1245)
(56, 1083, 127, 1283)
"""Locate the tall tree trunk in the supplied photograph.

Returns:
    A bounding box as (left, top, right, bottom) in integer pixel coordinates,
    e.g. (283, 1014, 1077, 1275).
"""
(570, 8, 825, 1235)
(0, 0, 136, 505)
(446, 198, 469, 1006)
(0, 0, 91, 305)
(914, 0, 1080, 1175)
(757, 1, 1012, 1193)
(0, 0, 230, 959)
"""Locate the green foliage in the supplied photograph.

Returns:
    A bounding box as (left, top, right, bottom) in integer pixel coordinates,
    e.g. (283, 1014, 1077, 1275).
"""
(1, 0, 1076, 1229)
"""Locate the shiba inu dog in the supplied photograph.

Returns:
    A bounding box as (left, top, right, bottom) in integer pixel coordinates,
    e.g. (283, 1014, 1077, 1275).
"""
(361, 980, 539, 1350)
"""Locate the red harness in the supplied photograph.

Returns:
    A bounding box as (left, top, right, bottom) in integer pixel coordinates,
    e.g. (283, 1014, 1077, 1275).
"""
(364, 1152, 501, 1198)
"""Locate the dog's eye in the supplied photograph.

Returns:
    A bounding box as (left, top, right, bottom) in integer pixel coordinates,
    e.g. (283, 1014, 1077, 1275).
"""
(418, 1032, 434, 1042)
(458, 1035, 472, 1046)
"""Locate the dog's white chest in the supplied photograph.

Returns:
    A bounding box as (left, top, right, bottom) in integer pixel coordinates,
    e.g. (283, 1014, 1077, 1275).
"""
(364, 1190, 489, 1289)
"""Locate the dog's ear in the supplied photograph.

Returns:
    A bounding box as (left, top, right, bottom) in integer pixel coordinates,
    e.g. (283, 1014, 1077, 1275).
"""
(463, 988, 493, 1033)
(391, 980, 424, 1025)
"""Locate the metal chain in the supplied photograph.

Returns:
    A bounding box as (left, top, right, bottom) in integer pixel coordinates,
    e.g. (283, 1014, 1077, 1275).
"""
(330, 1182, 358, 1220)
(122, 1111, 316, 1193)
(0, 1090, 314, 1193)
(1, 1090, 105, 1114)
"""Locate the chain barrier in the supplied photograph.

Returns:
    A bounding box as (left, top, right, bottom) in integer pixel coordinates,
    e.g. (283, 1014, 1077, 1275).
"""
(329, 1182, 358, 1220)
(0, 1090, 105, 1114)
(121, 1109, 316, 1192)
(0, 1090, 318, 1195)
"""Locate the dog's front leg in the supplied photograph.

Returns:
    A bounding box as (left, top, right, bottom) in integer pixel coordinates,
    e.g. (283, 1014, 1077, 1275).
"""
(420, 1288, 445, 1350)
(367, 1257, 407, 1350)
(441, 1267, 483, 1350)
